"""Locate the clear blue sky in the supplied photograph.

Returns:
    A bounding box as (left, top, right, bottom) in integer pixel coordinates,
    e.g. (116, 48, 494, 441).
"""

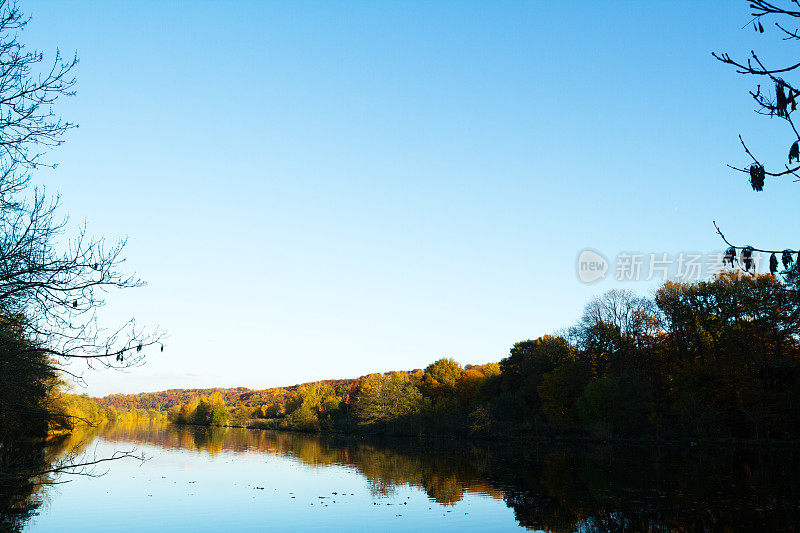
(22, 1, 799, 395)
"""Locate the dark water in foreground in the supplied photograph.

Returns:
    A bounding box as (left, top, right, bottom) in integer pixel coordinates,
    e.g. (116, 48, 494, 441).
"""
(13, 423, 800, 532)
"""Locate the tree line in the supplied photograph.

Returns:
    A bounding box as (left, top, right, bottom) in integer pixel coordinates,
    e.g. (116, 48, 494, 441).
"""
(96, 270, 800, 442)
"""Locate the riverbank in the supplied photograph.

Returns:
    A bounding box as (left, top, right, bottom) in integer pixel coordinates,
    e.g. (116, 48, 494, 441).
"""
(171, 419, 800, 449)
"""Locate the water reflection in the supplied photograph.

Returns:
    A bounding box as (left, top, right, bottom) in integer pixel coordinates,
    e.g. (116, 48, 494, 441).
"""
(89, 422, 800, 532)
(0, 427, 100, 532)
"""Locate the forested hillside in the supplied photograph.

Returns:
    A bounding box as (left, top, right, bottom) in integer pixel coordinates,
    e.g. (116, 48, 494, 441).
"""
(90, 272, 800, 442)
(94, 380, 370, 412)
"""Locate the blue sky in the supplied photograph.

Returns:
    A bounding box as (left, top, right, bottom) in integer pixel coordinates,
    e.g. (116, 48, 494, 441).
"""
(22, 1, 799, 395)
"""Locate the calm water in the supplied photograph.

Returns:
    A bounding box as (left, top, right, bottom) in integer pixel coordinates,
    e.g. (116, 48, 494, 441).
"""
(14, 422, 800, 532)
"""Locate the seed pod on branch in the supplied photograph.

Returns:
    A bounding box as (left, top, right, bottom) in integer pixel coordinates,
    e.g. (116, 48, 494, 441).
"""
(770, 253, 778, 274)
(741, 246, 754, 271)
(790, 141, 799, 163)
(777, 80, 788, 116)
(749, 163, 765, 191)
(724, 246, 736, 266)
(782, 250, 793, 269)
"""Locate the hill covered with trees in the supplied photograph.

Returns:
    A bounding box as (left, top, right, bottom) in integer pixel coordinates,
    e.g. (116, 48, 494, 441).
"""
(92, 272, 800, 443)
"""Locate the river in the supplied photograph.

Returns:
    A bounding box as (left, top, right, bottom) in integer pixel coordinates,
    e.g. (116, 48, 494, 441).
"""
(14, 422, 800, 531)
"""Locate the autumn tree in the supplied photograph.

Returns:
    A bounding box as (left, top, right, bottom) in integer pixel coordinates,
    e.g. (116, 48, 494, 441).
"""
(537, 360, 591, 425)
(572, 289, 660, 376)
(354, 373, 423, 427)
(420, 358, 463, 410)
(655, 271, 800, 437)
(498, 336, 574, 414)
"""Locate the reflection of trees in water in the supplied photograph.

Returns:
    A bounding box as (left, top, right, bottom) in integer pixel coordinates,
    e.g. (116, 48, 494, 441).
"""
(496, 446, 800, 532)
(0, 427, 98, 532)
(351, 447, 466, 504)
(99, 423, 489, 505)
(5, 422, 798, 531)
(98, 423, 800, 531)
(0, 439, 52, 532)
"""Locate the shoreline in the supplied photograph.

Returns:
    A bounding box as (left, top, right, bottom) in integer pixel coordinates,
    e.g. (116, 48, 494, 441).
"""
(163, 420, 800, 450)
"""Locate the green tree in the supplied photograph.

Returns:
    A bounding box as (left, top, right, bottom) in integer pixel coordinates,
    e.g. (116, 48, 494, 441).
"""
(497, 335, 574, 424)
(208, 393, 229, 426)
(421, 358, 463, 410)
(538, 361, 592, 425)
(354, 373, 423, 426)
(578, 376, 653, 439)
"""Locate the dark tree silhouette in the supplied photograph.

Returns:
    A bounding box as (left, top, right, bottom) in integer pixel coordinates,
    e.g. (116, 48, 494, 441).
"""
(0, 3, 160, 526)
(713, 1, 800, 282)
(0, 0, 162, 382)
